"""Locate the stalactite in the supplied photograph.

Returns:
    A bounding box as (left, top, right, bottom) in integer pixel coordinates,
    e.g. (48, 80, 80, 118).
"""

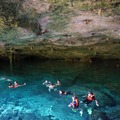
(8, 47, 13, 72)
(9, 54, 13, 72)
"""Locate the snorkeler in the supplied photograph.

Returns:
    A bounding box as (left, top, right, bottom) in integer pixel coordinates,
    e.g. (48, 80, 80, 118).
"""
(55, 80, 61, 86)
(68, 96, 79, 109)
(42, 80, 61, 92)
(42, 80, 52, 85)
(14, 81, 19, 87)
(59, 90, 75, 96)
(80, 91, 99, 107)
(43, 80, 56, 92)
(8, 82, 14, 88)
(47, 83, 57, 92)
(8, 81, 26, 88)
(68, 96, 83, 116)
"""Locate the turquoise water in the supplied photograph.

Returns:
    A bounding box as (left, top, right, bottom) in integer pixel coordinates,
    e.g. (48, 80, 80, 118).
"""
(0, 60, 120, 120)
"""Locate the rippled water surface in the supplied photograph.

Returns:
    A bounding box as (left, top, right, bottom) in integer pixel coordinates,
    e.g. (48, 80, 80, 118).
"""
(0, 60, 120, 120)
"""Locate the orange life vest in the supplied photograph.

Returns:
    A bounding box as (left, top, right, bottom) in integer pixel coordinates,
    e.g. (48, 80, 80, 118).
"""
(74, 98, 79, 107)
(87, 94, 95, 101)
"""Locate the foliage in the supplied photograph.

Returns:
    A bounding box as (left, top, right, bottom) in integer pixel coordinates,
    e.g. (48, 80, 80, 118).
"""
(48, 0, 120, 15)
(20, 6, 39, 32)
(0, 17, 6, 30)
(0, 0, 20, 28)
(112, 6, 120, 15)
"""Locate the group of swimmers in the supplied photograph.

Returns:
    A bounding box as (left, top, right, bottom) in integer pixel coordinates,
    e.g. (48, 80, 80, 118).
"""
(8, 81, 26, 88)
(0, 77, 26, 88)
(1, 76, 99, 116)
(43, 80, 99, 116)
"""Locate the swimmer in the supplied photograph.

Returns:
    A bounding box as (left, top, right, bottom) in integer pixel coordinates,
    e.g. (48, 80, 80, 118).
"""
(80, 91, 99, 107)
(68, 96, 79, 109)
(55, 80, 61, 86)
(42, 80, 60, 92)
(8, 81, 26, 88)
(59, 90, 74, 96)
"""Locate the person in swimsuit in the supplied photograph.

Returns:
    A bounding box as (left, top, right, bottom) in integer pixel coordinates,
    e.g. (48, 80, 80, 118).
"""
(68, 96, 79, 109)
(80, 91, 99, 107)
(43, 80, 61, 92)
(8, 81, 26, 88)
(59, 90, 74, 96)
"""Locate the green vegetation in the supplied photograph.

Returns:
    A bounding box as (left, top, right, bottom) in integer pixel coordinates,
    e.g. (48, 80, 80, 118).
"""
(112, 5, 120, 15)
(0, 0, 38, 33)
(0, 17, 7, 30)
(0, 0, 20, 29)
(48, 0, 120, 15)
(47, 0, 120, 31)
(0, 0, 119, 33)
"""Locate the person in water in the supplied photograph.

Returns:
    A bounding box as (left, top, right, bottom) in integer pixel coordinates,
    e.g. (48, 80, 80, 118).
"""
(8, 82, 14, 88)
(42, 80, 55, 92)
(59, 90, 74, 96)
(42, 80, 52, 85)
(14, 81, 19, 87)
(47, 84, 57, 92)
(68, 96, 83, 116)
(8, 81, 26, 88)
(43, 80, 61, 92)
(68, 96, 79, 109)
(55, 80, 61, 86)
(8, 81, 18, 88)
(81, 91, 99, 107)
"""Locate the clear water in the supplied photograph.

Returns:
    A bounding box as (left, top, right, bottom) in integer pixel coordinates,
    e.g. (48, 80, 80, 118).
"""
(0, 60, 120, 120)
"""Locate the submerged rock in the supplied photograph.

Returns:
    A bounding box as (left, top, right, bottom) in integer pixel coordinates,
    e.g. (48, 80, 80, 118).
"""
(92, 110, 110, 120)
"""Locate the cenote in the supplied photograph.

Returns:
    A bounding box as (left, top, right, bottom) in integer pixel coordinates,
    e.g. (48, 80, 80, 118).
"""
(0, 60, 120, 120)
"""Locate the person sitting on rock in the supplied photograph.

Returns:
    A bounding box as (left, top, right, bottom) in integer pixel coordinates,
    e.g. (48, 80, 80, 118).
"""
(80, 91, 99, 107)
